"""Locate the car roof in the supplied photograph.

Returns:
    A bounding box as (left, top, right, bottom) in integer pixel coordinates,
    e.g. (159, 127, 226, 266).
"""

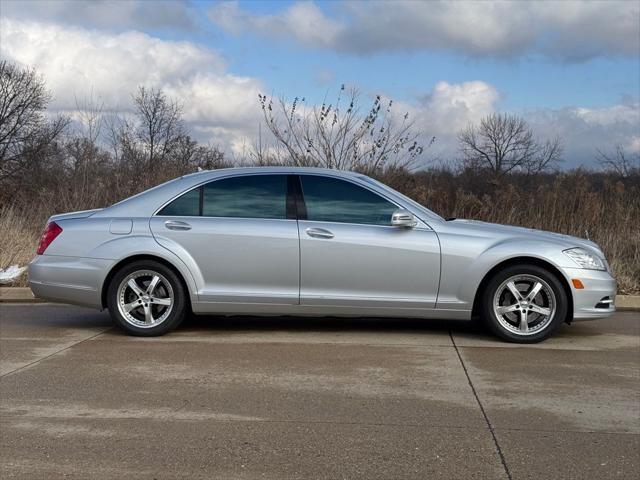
(96, 167, 365, 218)
(180, 166, 363, 180)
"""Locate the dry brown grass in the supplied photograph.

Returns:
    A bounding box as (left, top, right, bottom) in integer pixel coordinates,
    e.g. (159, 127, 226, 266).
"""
(0, 206, 45, 286)
(1, 170, 638, 294)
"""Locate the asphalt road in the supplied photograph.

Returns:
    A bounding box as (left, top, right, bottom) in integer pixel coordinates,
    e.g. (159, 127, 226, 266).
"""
(0, 305, 638, 479)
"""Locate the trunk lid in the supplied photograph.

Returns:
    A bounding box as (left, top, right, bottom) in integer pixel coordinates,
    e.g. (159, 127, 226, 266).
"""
(49, 208, 102, 222)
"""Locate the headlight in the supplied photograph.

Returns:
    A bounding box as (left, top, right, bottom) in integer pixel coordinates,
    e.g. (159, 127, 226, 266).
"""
(563, 247, 606, 270)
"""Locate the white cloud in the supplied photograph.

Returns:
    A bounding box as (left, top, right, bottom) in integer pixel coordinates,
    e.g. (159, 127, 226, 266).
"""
(0, 18, 264, 155)
(210, 1, 343, 49)
(420, 81, 499, 132)
(209, 0, 640, 61)
(527, 102, 640, 167)
(574, 104, 640, 127)
(380, 81, 500, 164)
(1, 0, 196, 31)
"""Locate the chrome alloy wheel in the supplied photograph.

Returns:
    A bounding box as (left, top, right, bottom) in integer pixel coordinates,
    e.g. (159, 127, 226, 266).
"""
(116, 270, 174, 328)
(492, 274, 556, 336)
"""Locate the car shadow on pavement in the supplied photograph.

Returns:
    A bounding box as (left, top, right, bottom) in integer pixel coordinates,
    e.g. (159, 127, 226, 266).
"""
(178, 313, 486, 336)
(173, 312, 639, 346)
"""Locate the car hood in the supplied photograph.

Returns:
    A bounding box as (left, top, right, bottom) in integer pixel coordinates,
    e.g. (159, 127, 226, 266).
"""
(446, 219, 603, 254)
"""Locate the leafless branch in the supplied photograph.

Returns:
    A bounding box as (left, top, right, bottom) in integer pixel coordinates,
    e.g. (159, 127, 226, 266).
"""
(458, 113, 563, 178)
(597, 145, 639, 178)
(255, 87, 428, 174)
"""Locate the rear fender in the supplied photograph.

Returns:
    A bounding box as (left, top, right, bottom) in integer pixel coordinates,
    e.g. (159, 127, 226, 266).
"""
(89, 235, 201, 307)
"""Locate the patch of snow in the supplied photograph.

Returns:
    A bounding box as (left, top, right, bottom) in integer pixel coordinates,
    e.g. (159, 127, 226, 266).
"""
(0, 265, 26, 284)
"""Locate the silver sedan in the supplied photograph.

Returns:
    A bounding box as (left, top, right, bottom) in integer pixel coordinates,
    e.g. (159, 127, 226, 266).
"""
(28, 167, 616, 342)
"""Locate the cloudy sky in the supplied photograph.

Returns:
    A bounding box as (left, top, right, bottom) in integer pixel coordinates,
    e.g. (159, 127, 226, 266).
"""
(1, 0, 638, 168)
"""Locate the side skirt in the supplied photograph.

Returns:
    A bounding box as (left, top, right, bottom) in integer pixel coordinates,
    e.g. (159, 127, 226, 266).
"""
(191, 301, 472, 320)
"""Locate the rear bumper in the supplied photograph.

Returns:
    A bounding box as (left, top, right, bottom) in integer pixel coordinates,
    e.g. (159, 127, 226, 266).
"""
(561, 267, 617, 321)
(28, 255, 112, 309)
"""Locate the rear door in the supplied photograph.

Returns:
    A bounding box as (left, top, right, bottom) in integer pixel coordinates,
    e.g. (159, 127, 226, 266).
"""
(296, 174, 440, 311)
(150, 174, 300, 305)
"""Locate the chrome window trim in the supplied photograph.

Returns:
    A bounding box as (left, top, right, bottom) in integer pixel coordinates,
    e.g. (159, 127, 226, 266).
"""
(156, 214, 297, 223)
(152, 170, 433, 230)
(298, 219, 433, 231)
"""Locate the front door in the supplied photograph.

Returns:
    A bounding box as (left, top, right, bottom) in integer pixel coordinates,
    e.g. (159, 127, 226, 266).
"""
(297, 174, 440, 311)
(150, 174, 299, 305)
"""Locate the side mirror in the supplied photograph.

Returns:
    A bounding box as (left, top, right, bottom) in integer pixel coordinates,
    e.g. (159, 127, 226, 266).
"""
(391, 209, 417, 228)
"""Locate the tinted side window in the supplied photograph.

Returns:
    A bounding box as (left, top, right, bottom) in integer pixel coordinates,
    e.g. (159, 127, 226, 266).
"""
(300, 176, 397, 225)
(203, 175, 287, 219)
(158, 187, 200, 216)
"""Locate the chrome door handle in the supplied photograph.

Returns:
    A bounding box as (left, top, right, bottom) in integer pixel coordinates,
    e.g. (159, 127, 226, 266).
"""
(305, 227, 334, 239)
(165, 220, 191, 231)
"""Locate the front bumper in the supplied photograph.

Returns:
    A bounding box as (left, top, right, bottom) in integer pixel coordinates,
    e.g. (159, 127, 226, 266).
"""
(562, 267, 617, 320)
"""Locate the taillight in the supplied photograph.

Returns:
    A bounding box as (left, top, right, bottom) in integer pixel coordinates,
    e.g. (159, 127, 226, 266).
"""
(36, 222, 63, 255)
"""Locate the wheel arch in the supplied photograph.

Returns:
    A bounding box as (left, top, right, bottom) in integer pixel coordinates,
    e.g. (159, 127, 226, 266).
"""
(101, 254, 193, 311)
(471, 256, 573, 324)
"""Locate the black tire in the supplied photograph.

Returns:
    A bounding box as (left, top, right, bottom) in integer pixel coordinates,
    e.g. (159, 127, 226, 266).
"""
(106, 260, 187, 336)
(481, 264, 568, 343)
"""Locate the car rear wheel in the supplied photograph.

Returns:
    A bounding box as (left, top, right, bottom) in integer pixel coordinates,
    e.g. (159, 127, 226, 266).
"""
(107, 260, 187, 336)
(481, 264, 568, 343)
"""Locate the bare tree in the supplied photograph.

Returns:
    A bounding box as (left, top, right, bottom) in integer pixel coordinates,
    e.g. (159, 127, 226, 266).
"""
(458, 113, 562, 178)
(597, 145, 639, 178)
(66, 93, 108, 173)
(133, 86, 184, 173)
(256, 86, 430, 174)
(62, 95, 111, 207)
(106, 86, 185, 176)
(74, 91, 104, 145)
(171, 134, 229, 171)
(0, 60, 67, 183)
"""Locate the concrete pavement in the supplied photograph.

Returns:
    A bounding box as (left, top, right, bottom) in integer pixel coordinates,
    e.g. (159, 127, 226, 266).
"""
(0, 305, 638, 479)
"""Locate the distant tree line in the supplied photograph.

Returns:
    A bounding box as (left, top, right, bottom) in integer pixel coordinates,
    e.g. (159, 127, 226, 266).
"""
(0, 58, 638, 213)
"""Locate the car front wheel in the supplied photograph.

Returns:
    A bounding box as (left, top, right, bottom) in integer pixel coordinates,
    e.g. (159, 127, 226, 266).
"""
(481, 264, 568, 343)
(107, 260, 187, 336)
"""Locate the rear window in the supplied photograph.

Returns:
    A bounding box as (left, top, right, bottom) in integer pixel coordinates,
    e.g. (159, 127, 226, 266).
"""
(203, 175, 287, 219)
(157, 174, 288, 219)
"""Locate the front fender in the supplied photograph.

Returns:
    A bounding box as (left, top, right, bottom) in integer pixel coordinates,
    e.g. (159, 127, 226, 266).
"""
(437, 235, 574, 310)
(457, 240, 573, 307)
